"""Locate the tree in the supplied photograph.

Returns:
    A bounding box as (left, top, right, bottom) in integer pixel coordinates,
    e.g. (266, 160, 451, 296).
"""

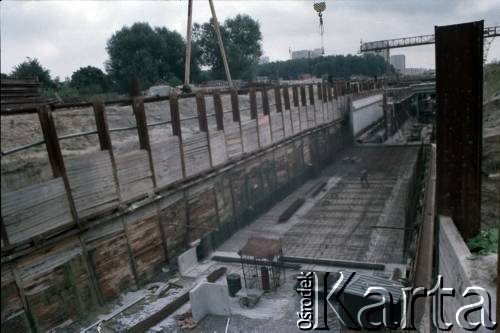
(194, 14, 262, 80)
(10, 57, 54, 88)
(105, 22, 199, 92)
(70, 66, 108, 94)
(257, 54, 394, 80)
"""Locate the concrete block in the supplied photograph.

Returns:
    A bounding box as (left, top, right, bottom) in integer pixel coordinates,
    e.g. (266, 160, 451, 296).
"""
(190, 282, 231, 322)
(177, 246, 197, 275)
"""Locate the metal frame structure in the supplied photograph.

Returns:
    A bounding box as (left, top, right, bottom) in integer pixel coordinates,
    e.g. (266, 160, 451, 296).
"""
(360, 25, 499, 52)
(238, 237, 285, 291)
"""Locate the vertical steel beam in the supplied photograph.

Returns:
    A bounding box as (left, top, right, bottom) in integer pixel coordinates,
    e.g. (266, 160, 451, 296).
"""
(169, 94, 186, 178)
(213, 90, 224, 131)
(132, 96, 157, 187)
(249, 88, 258, 120)
(38, 106, 79, 225)
(435, 20, 483, 239)
(262, 88, 270, 116)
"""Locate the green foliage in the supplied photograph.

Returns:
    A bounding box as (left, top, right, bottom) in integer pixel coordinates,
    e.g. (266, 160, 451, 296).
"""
(10, 57, 54, 89)
(70, 66, 108, 94)
(105, 22, 197, 93)
(1, 73, 9, 79)
(467, 228, 498, 255)
(257, 53, 393, 80)
(194, 14, 262, 80)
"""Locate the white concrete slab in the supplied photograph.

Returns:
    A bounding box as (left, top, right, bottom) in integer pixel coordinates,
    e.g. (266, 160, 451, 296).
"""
(190, 282, 231, 322)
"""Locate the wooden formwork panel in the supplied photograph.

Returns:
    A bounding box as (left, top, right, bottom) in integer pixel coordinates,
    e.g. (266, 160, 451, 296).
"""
(83, 220, 136, 301)
(183, 132, 211, 177)
(209, 131, 228, 166)
(115, 150, 154, 203)
(66, 150, 119, 219)
(151, 136, 183, 188)
(299, 106, 309, 130)
(1, 266, 24, 326)
(124, 206, 165, 283)
(241, 120, 259, 153)
(260, 152, 276, 195)
(282, 110, 293, 137)
(158, 193, 188, 263)
(274, 146, 288, 186)
(291, 108, 301, 134)
(1, 177, 73, 244)
(257, 115, 271, 147)
(306, 105, 316, 128)
(287, 140, 304, 178)
(222, 111, 242, 159)
(302, 136, 312, 166)
(244, 158, 264, 209)
(229, 164, 248, 215)
(187, 183, 218, 242)
(16, 237, 96, 331)
(214, 175, 234, 225)
(270, 113, 284, 142)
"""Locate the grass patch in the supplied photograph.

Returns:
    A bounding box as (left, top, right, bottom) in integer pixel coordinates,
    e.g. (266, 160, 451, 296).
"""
(467, 228, 498, 255)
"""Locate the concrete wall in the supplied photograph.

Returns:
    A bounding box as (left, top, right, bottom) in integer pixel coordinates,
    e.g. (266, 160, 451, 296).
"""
(351, 94, 383, 136)
(439, 216, 497, 332)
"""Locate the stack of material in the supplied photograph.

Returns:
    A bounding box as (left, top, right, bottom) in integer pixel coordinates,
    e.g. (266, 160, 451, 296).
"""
(1, 79, 55, 113)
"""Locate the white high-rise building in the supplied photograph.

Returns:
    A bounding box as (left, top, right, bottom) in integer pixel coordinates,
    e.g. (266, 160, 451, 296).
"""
(390, 55, 406, 73)
(291, 49, 323, 60)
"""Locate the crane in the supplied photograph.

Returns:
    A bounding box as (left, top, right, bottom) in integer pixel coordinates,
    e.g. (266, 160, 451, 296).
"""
(313, 1, 326, 55)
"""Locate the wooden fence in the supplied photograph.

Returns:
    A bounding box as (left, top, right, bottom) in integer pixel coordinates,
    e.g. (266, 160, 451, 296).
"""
(1, 81, 383, 250)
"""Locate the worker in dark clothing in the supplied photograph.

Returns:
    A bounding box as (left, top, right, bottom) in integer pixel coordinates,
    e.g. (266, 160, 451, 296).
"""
(360, 169, 370, 188)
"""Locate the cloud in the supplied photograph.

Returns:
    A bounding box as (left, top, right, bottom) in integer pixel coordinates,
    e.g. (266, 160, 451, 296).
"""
(1, 0, 499, 78)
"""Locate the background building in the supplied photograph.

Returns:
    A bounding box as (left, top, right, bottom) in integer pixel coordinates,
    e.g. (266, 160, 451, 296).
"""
(390, 54, 406, 73)
(291, 48, 323, 60)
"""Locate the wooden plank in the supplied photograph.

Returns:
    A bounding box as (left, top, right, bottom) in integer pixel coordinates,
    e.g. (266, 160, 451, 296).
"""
(115, 151, 154, 203)
(209, 131, 228, 166)
(126, 291, 190, 333)
(150, 137, 183, 187)
(183, 133, 211, 176)
(1, 178, 74, 244)
(241, 120, 259, 153)
(278, 197, 305, 223)
(66, 151, 119, 219)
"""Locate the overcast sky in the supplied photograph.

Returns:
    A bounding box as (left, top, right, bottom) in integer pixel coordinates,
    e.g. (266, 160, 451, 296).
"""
(1, 0, 499, 79)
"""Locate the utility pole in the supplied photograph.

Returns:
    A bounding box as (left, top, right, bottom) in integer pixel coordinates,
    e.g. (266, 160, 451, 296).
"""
(183, 0, 193, 88)
(208, 0, 233, 88)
